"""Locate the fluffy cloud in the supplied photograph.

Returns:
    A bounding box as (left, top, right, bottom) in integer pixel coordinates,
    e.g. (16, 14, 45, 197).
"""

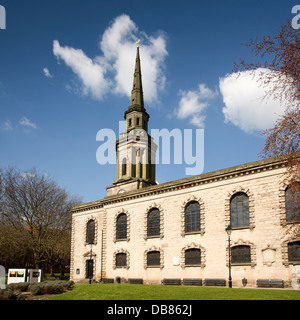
(19, 117, 37, 129)
(53, 41, 110, 100)
(219, 68, 286, 133)
(1, 118, 38, 132)
(176, 84, 217, 127)
(43, 67, 53, 78)
(53, 14, 168, 103)
(1, 120, 13, 131)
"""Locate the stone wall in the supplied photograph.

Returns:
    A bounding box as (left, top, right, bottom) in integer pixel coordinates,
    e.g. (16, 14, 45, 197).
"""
(71, 159, 297, 287)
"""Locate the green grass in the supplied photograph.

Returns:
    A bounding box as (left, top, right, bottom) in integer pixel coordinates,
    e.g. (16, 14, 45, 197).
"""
(44, 283, 300, 300)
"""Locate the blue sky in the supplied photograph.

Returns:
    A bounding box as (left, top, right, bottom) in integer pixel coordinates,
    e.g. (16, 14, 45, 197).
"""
(0, 0, 297, 203)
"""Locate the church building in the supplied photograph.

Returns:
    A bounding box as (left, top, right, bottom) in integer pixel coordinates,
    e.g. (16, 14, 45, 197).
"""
(70, 46, 300, 288)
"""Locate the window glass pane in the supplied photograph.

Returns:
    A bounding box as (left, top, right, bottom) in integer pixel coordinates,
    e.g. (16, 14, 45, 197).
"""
(116, 214, 127, 240)
(122, 158, 127, 176)
(185, 248, 201, 265)
(147, 251, 160, 266)
(116, 253, 127, 267)
(231, 245, 251, 263)
(230, 193, 249, 228)
(286, 183, 300, 222)
(86, 220, 95, 244)
(147, 208, 160, 237)
(185, 201, 200, 233)
(288, 241, 300, 262)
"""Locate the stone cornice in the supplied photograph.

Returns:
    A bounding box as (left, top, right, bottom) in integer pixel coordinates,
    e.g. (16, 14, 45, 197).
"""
(72, 156, 287, 214)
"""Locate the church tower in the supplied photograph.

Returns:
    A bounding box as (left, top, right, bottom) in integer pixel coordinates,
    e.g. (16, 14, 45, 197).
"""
(106, 44, 157, 196)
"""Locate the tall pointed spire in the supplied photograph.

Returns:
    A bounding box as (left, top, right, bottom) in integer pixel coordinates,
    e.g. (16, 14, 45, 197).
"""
(127, 45, 145, 113)
(106, 43, 157, 197)
(124, 43, 149, 132)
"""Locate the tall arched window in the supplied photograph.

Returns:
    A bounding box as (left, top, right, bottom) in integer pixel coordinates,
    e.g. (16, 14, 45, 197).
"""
(230, 192, 249, 228)
(122, 158, 127, 176)
(116, 213, 127, 240)
(285, 183, 300, 222)
(86, 219, 95, 244)
(147, 208, 160, 237)
(185, 201, 200, 233)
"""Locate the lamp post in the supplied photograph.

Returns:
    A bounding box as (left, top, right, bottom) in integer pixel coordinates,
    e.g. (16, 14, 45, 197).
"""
(226, 224, 232, 288)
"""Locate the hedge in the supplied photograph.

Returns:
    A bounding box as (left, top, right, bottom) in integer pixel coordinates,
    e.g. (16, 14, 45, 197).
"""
(0, 280, 74, 299)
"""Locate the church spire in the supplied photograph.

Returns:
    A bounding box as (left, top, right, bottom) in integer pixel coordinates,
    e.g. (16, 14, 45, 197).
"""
(106, 43, 157, 197)
(124, 43, 149, 132)
(129, 44, 145, 111)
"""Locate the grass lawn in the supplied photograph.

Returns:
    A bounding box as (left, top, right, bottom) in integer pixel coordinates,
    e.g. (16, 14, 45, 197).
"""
(44, 283, 300, 300)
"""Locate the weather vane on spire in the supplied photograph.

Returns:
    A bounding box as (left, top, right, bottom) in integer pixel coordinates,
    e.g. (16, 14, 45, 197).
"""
(136, 40, 140, 47)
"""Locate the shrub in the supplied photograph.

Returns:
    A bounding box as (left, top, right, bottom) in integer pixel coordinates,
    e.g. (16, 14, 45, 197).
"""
(7, 282, 30, 292)
(0, 289, 5, 300)
(3, 287, 18, 300)
(43, 282, 64, 294)
(29, 280, 75, 296)
(30, 283, 43, 296)
(65, 280, 75, 290)
(0, 280, 75, 298)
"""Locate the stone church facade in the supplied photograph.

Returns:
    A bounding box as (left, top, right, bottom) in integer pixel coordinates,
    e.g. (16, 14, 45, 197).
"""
(70, 46, 300, 287)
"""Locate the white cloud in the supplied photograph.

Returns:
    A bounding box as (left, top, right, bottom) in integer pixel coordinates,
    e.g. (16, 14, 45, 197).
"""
(1, 120, 13, 131)
(100, 14, 167, 102)
(219, 68, 286, 133)
(53, 14, 168, 103)
(43, 67, 53, 78)
(19, 117, 37, 129)
(53, 40, 110, 100)
(176, 84, 217, 127)
(21, 172, 36, 179)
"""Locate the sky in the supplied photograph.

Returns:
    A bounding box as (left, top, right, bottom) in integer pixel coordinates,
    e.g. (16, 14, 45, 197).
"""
(0, 0, 298, 203)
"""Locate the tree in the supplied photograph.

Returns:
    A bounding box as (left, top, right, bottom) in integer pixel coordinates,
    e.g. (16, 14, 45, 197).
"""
(234, 19, 300, 185)
(1, 167, 81, 270)
(234, 20, 300, 236)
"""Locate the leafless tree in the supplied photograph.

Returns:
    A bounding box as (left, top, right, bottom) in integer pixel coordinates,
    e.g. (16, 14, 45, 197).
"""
(1, 167, 81, 270)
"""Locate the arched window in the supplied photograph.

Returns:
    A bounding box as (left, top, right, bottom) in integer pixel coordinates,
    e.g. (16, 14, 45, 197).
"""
(122, 158, 127, 176)
(185, 201, 200, 233)
(185, 248, 201, 266)
(86, 219, 95, 244)
(285, 183, 300, 222)
(230, 192, 249, 228)
(116, 213, 127, 240)
(288, 241, 300, 262)
(231, 245, 251, 264)
(147, 208, 160, 237)
(147, 251, 160, 267)
(116, 253, 127, 268)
